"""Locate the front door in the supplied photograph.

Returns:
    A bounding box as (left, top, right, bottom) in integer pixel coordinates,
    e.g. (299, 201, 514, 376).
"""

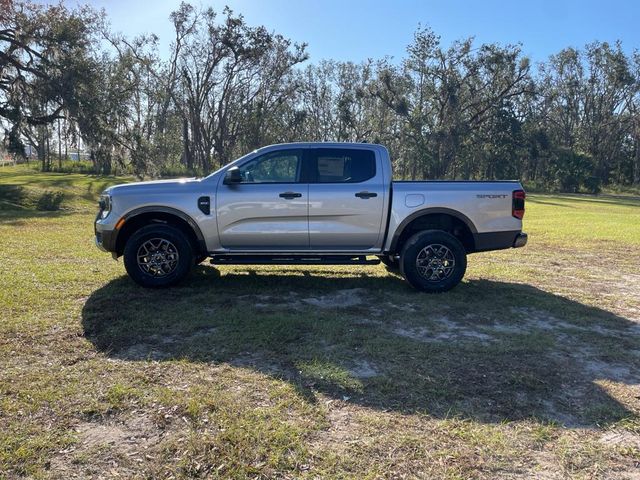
(216, 149, 309, 250)
(307, 147, 385, 250)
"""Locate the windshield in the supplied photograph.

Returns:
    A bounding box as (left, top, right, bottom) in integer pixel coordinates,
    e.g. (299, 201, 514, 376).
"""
(204, 149, 257, 179)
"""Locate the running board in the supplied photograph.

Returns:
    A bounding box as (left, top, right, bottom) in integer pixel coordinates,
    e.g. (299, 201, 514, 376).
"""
(210, 255, 381, 265)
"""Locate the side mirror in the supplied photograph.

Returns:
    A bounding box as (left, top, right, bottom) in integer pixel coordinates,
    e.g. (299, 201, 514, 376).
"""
(224, 166, 242, 184)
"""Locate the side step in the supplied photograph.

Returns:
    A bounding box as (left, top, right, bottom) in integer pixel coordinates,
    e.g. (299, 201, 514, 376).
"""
(210, 255, 381, 266)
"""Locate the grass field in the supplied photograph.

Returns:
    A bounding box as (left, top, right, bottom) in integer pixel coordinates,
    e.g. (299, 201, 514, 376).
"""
(1, 165, 639, 479)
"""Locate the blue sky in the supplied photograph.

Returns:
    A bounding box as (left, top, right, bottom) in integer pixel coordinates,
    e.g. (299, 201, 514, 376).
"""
(75, 0, 639, 64)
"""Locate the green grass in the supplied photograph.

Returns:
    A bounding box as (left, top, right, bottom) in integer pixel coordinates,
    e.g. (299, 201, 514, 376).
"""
(0, 164, 127, 213)
(1, 163, 639, 478)
(526, 194, 640, 248)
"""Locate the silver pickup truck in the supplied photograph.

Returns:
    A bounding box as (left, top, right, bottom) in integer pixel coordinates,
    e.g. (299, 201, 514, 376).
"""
(95, 142, 527, 292)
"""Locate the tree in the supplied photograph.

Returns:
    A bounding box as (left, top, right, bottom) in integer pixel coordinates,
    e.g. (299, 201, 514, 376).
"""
(162, 4, 307, 172)
(537, 42, 638, 188)
(371, 27, 533, 180)
(4, 0, 640, 189)
(0, 0, 102, 169)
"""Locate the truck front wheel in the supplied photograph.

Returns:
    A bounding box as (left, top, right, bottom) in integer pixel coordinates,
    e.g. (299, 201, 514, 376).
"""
(123, 224, 194, 288)
(400, 230, 467, 293)
(378, 254, 399, 270)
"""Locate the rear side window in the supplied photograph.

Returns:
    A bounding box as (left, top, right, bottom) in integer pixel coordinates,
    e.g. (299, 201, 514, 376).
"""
(310, 149, 376, 183)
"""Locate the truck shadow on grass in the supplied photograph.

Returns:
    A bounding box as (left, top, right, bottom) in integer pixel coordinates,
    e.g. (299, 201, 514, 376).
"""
(82, 268, 640, 427)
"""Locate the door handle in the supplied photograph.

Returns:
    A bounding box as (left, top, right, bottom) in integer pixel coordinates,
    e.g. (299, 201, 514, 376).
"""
(355, 191, 377, 199)
(279, 192, 302, 199)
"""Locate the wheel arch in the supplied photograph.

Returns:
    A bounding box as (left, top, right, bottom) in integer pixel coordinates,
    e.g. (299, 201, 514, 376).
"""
(114, 207, 206, 257)
(389, 208, 477, 254)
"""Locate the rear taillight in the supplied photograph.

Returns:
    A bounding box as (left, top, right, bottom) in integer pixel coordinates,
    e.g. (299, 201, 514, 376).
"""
(512, 190, 525, 219)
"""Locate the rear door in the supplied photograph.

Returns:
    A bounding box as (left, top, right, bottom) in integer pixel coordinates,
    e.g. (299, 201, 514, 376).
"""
(216, 148, 309, 250)
(307, 147, 385, 250)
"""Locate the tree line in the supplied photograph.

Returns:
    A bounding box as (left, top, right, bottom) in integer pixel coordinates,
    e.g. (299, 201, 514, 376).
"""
(1, 0, 639, 192)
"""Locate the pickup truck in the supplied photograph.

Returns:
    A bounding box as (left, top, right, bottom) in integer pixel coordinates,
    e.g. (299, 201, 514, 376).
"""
(95, 142, 527, 292)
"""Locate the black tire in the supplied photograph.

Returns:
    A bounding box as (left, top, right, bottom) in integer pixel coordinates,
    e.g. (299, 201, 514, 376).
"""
(123, 224, 194, 288)
(378, 254, 400, 270)
(399, 230, 467, 293)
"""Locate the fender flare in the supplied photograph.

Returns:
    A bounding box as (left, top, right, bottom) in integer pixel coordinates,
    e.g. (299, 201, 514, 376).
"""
(117, 206, 206, 251)
(389, 207, 478, 252)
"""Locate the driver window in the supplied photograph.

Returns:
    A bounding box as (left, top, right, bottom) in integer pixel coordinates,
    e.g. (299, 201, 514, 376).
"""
(240, 150, 301, 183)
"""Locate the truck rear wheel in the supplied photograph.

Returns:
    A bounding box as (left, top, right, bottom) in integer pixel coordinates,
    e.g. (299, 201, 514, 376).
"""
(123, 224, 194, 288)
(400, 230, 467, 293)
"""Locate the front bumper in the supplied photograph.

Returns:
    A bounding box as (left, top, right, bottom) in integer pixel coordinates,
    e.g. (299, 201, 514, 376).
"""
(513, 232, 528, 248)
(94, 214, 118, 253)
(95, 233, 107, 252)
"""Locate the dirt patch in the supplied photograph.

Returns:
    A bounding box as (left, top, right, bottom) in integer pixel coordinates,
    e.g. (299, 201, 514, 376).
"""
(392, 316, 495, 343)
(49, 414, 166, 478)
(348, 360, 378, 379)
(114, 327, 218, 361)
(613, 274, 640, 302)
(77, 417, 159, 452)
(600, 430, 640, 450)
(582, 359, 638, 384)
(302, 288, 365, 309)
(517, 449, 567, 480)
(393, 325, 432, 341)
(488, 307, 640, 339)
(507, 307, 575, 331)
(381, 301, 418, 314)
(228, 351, 285, 376)
(311, 402, 366, 450)
(540, 400, 584, 428)
(244, 288, 368, 310)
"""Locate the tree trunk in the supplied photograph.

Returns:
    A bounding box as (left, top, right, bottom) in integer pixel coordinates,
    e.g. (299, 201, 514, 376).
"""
(64, 118, 68, 160)
(57, 118, 62, 169)
(46, 132, 50, 171)
(182, 118, 192, 170)
(39, 127, 47, 172)
(39, 146, 46, 171)
(634, 130, 640, 185)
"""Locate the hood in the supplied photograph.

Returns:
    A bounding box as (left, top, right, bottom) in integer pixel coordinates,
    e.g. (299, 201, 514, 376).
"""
(105, 177, 199, 195)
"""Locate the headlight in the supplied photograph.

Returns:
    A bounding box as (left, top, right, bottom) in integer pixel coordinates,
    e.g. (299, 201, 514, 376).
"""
(98, 194, 112, 219)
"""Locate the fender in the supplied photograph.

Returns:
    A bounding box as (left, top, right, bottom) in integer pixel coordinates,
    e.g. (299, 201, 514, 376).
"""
(117, 206, 206, 249)
(389, 207, 478, 252)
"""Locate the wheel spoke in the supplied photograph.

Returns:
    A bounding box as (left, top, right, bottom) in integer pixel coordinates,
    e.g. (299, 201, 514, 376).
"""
(136, 237, 180, 278)
(415, 243, 455, 282)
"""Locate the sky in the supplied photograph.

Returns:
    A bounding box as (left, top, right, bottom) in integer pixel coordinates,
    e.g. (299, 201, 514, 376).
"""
(66, 0, 639, 64)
